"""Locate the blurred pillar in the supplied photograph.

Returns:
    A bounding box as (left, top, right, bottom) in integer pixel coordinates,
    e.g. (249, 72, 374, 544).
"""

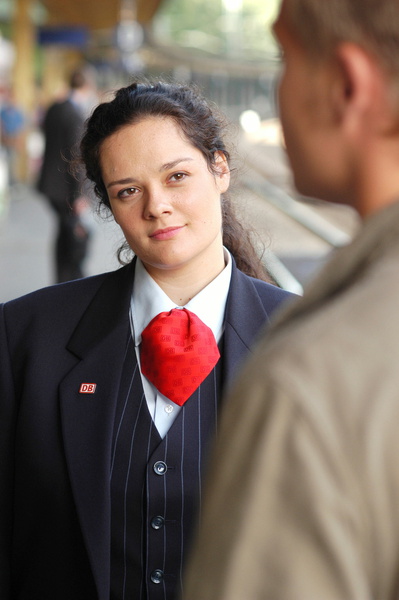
(40, 47, 83, 105)
(12, 0, 36, 182)
(221, 0, 243, 56)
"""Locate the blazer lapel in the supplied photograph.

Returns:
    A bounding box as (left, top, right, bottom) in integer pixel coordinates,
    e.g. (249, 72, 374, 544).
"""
(59, 262, 134, 597)
(223, 263, 271, 387)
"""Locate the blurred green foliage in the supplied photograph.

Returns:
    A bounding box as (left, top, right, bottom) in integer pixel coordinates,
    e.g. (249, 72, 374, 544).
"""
(153, 0, 280, 59)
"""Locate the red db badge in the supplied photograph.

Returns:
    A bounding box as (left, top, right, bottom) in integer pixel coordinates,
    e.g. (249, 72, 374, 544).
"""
(79, 383, 97, 394)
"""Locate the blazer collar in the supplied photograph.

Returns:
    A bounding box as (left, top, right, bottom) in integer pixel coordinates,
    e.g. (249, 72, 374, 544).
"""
(66, 262, 134, 358)
(60, 260, 135, 598)
(223, 260, 270, 385)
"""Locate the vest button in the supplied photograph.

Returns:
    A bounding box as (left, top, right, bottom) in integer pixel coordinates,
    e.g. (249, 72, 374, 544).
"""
(153, 461, 167, 475)
(151, 515, 165, 530)
(150, 569, 164, 584)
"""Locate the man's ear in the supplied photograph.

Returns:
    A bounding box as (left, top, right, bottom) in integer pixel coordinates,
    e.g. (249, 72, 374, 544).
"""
(214, 150, 231, 193)
(332, 42, 387, 131)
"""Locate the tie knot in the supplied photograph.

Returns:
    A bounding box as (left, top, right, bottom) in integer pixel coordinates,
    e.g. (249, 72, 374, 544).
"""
(140, 308, 220, 406)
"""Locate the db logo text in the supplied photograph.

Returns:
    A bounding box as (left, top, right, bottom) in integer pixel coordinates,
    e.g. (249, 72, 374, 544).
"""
(79, 383, 97, 394)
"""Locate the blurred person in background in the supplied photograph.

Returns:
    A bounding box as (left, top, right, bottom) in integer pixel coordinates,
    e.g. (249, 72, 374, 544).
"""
(0, 86, 26, 186)
(37, 65, 97, 283)
(0, 80, 294, 600)
(183, 0, 399, 599)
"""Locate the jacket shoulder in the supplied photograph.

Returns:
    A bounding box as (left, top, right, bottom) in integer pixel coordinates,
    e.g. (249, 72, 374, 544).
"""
(2, 267, 130, 327)
(242, 271, 296, 313)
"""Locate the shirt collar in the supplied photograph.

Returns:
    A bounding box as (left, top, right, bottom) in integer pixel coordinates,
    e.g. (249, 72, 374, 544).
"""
(131, 249, 232, 346)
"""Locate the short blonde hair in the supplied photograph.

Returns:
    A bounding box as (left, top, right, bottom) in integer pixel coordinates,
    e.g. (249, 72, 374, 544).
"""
(284, 0, 399, 76)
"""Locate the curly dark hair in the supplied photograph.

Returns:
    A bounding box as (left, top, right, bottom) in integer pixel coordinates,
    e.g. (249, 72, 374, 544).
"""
(80, 79, 271, 281)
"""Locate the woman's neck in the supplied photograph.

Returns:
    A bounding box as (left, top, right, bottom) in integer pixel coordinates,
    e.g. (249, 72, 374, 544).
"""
(144, 249, 226, 306)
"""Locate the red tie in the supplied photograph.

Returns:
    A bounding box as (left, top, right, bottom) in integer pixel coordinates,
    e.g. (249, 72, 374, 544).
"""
(140, 308, 220, 406)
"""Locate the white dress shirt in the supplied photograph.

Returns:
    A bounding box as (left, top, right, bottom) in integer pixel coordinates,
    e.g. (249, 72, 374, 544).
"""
(130, 249, 232, 438)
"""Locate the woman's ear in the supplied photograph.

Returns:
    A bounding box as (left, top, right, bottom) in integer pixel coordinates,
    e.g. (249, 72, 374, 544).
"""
(213, 150, 231, 193)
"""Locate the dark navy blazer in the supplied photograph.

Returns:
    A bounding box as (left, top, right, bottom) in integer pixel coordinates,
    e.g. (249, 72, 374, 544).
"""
(0, 259, 293, 599)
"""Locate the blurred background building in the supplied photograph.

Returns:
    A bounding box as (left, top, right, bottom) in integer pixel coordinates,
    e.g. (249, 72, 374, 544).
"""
(0, 0, 360, 301)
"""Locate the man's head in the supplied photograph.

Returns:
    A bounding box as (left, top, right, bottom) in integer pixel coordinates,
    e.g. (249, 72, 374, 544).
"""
(282, 0, 399, 77)
(273, 0, 399, 216)
(69, 66, 97, 91)
(285, 0, 399, 80)
(68, 65, 98, 117)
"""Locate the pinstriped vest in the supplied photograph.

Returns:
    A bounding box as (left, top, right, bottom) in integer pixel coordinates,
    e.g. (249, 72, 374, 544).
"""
(110, 332, 223, 600)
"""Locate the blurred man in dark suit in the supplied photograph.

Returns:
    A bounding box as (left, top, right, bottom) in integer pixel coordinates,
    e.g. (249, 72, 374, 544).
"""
(38, 66, 97, 282)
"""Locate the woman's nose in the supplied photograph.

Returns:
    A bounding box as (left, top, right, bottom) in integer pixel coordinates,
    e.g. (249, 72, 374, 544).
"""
(143, 187, 173, 219)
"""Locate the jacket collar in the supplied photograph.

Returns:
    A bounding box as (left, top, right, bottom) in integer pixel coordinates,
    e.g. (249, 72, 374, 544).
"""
(66, 262, 134, 358)
(222, 259, 271, 385)
(60, 261, 134, 599)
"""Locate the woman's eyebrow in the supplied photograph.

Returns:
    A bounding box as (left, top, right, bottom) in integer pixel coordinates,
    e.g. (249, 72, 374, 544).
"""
(106, 157, 196, 188)
(106, 177, 136, 189)
(160, 157, 194, 172)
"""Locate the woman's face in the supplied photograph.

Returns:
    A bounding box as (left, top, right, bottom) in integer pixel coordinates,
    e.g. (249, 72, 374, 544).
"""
(100, 116, 230, 281)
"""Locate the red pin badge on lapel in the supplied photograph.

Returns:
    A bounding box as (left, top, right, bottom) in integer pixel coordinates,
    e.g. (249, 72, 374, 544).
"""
(79, 383, 97, 394)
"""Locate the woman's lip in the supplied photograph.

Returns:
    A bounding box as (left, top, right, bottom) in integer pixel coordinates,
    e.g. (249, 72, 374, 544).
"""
(150, 226, 185, 240)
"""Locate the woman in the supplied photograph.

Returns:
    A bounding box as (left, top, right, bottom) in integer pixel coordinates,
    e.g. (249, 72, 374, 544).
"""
(0, 81, 294, 600)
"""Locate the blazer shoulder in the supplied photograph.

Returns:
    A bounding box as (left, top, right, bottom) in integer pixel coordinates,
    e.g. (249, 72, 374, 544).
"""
(2, 266, 132, 324)
(239, 270, 296, 313)
(256, 276, 295, 300)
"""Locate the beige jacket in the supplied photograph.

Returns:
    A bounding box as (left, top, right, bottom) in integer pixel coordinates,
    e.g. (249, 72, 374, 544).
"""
(184, 200, 399, 600)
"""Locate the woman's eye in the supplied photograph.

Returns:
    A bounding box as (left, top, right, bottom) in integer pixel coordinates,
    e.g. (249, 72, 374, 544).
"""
(118, 186, 139, 199)
(170, 172, 186, 182)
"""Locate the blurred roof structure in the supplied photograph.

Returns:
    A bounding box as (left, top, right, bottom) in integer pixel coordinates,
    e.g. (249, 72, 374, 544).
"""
(39, 0, 164, 30)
